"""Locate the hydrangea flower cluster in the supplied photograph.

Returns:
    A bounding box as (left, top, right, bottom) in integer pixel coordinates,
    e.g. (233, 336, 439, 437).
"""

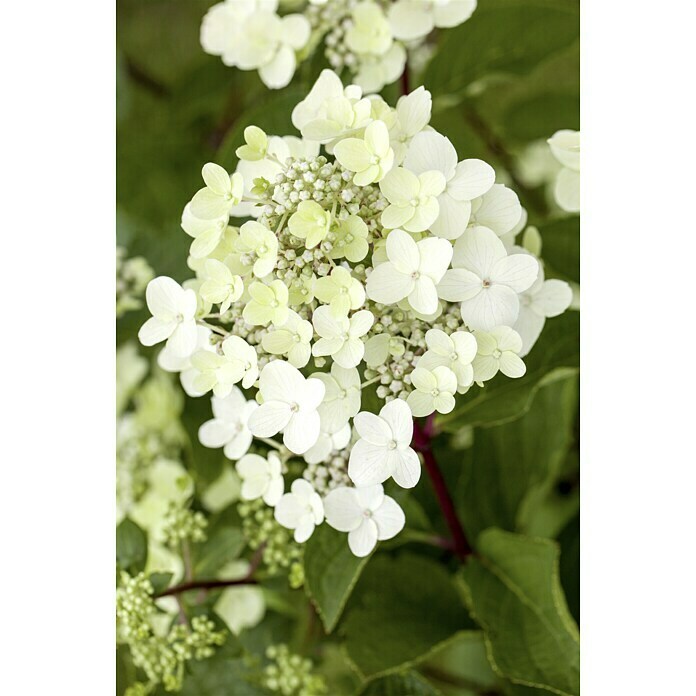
(201, 0, 477, 92)
(138, 69, 572, 558)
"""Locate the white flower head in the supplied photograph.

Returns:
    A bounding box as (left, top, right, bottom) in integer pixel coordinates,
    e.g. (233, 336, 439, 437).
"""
(312, 307, 374, 369)
(437, 226, 539, 330)
(248, 361, 325, 454)
(407, 365, 457, 417)
(404, 131, 495, 239)
(190, 163, 243, 220)
(236, 451, 284, 506)
(366, 229, 452, 315)
(388, 0, 477, 41)
(324, 484, 405, 557)
(354, 43, 406, 94)
(380, 167, 446, 232)
(261, 310, 313, 368)
(348, 398, 420, 489)
(312, 364, 362, 433)
(231, 220, 279, 278)
(472, 326, 526, 383)
(417, 329, 477, 392)
(345, 2, 393, 57)
(198, 388, 257, 460)
(274, 479, 324, 543)
(138, 277, 198, 358)
(334, 120, 395, 185)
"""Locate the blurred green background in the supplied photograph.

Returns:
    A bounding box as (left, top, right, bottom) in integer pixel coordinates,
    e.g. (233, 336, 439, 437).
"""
(117, 1, 580, 694)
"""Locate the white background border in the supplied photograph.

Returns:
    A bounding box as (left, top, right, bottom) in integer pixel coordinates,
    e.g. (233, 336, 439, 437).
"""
(0, 0, 694, 691)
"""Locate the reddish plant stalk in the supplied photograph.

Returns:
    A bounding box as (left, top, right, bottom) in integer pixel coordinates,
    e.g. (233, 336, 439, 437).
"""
(156, 576, 257, 598)
(412, 416, 472, 561)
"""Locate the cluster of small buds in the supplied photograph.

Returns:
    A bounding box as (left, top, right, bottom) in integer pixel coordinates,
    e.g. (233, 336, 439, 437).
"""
(168, 616, 226, 662)
(161, 504, 208, 548)
(239, 499, 303, 577)
(117, 572, 225, 693)
(263, 644, 328, 696)
(117, 246, 154, 318)
(303, 451, 351, 495)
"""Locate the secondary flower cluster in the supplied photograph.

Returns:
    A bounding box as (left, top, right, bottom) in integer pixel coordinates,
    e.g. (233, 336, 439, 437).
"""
(138, 69, 571, 557)
(200, 0, 477, 92)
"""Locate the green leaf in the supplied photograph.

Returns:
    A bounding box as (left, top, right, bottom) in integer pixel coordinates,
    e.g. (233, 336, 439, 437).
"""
(344, 554, 476, 680)
(178, 656, 272, 696)
(303, 524, 371, 633)
(458, 529, 580, 696)
(538, 217, 580, 283)
(426, 0, 579, 97)
(423, 631, 500, 695)
(453, 371, 578, 540)
(358, 672, 443, 696)
(116, 518, 148, 575)
(194, 526, 246, 577)
(438, 311, 579, 431)
(148, 572, 174, 595)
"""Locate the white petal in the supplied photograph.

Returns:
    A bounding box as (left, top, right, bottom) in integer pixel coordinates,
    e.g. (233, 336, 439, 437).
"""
(223, 430, 253, 460)
(512, 306, 545, 358)
(417, 237, 453, 281)
(146, 276, 185, 318)
(388, 2, 433, 41)
(499, 352, 526, 378)
(379, 399, 413, 445)
(259, 360, 304, 402)
(472, 185, 521, 235)
(366, 262, 414, 305)
(391, 448, 421, 488)
(334, 338, 365, 369)
(406, 390, 435, 418)
(373, 496, 406, 540)
(452, 226, 507, 278)
(380, 168, 418, 205)
(274, 494, 304, 529)
(437, 268, 482, 303)
(263, 477, 284, 506)
(386, 228, 419, 272)
(554, 168, 580, 213)
(348, 520, 378, 557)
(283, 411, 321, 454)
(198, 418, 235, 449)
(248, 401, 292, 437)
(138, 317, 176, 346)
(533, 279, 573, 317)
(167, 320, 198, 357)
(348, 439, 392, 486)
(431, 193, 471, 240)
(461, 284, 520, 331)
(298, 377, 326, 412)
(324, 487, 362, 532)
(294, 517, 316, 543)
(448, 159, 495, 201)
(353, 412, 391, 445)
(491, 254, 539, 293)
(408, 276, 439, 315)
(404, 131, 457, 178)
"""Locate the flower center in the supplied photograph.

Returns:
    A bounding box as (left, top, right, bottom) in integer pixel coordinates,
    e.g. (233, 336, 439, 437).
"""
(258, 245, 267, 255)
(482, 278, 492, 288)
(493, 349, 502, 359)
(270, 300, 279, 307)
(431, 388, 440, 397)
(290, 402, 299, 413)
(363, 509, 373, 518)
(387, 439, 397, 450)
(411, 271, 420, 280)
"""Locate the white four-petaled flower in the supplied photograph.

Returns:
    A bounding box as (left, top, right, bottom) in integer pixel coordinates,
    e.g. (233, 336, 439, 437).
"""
(366, 229, 452, 315)
(437, 226, 539, 330)
(311, 364, 362, 432)
(139, 277, 198, 357)
(236, 452, 284, 506)
(274, 479, 324, 542)
(311, 307, 374, 368)
(190, 163, 244, 220)
(248, 361, 325, 454)
(380, 167, 447, 232)
(198, 388, 257, 460)
(348, 398, 420, 488)
(417, 329, 477, 392)
(324, 484, 405, 557)
(472, 326, 526, 382)
(334, 120, 395, 186)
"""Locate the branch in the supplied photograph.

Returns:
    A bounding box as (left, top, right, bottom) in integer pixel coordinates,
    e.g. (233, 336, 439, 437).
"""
(412, 415, 473, 562)
(156, 576, 258, 598)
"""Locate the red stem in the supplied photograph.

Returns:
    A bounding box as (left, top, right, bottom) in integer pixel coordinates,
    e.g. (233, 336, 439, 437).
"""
(156, 576, 257, 598)
(400, 64, 411, 96)
(412, 416, 472, 561)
